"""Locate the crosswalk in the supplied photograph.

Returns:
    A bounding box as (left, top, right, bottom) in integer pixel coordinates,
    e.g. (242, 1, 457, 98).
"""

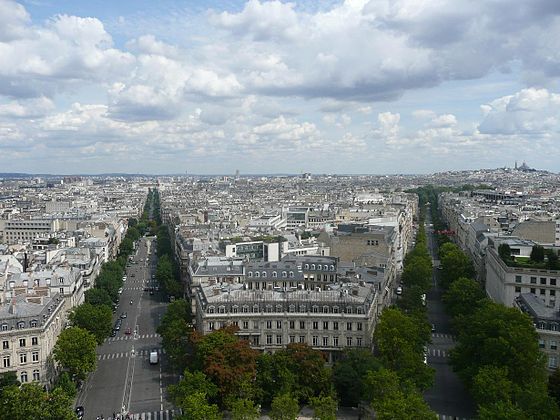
(105, 333, 160, 342)
(98, 349, 165, 360)
(428, 348, 449, 358)
(432, 333, 455, 340)
(116, 410, 179, 420)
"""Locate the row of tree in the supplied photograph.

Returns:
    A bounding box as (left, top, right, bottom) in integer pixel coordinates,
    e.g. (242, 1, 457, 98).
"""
(439, 241, 559, 417)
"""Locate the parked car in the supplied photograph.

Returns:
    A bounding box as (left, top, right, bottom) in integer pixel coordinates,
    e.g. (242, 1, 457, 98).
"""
(125, 327, 131, 335)
(396, 286, 403, 295)
(149, 349, 158, 364)
(75, 406, 85, 419)
(120, 312, 127, 319)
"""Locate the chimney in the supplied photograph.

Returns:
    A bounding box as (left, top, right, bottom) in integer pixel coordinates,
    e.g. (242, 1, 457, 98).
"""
(8, 297, 16, 315)
(23, 253, 28, 272)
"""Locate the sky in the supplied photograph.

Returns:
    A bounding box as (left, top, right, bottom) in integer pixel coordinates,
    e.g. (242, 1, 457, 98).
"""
(0, 0, 559, 175)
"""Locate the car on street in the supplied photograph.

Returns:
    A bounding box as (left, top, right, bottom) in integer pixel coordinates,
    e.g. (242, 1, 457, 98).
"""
(396, 286, 403, 295)
(125, 327, 131, 335)
(150, 349, 158, 364)
(431, 324, 436, 332)
(75, 406, 85, 419)
(120, 312, 127, 319)
(110, 329, 117, 337)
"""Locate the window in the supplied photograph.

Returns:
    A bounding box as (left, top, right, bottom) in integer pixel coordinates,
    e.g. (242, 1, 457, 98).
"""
(289, 335, 295, 343)
(312, 306, 319, 313)
(30, 320, 37, 328)
(531, 288, 536, 294)
(243, 321, 249, 329)
(32, 352, 39, 362)
(267, 335, 273, 345)
(248, 272, 253, 278)
(299, 336, 306, 343)
(541, 277, 547, 285)
(357, 337, 363, 347)
(1, 324, 7, 331)
(539, 339, 545, 348)
(515, 286, 521, 293)
(323, 336, 329, 347)
(266, 305, 273, 313)
(323, 321, 329, 330)
(551, 279, 557, 286)
(208, 306, 215, 314)
(357, 322, 363, 331)
(330, 265, 335, 271)
(346, 337, 353, 346)
(289, 305, 295, 313)
(272, 271, 277, 278)
(255, 272, 260, 278)
(515, 275, 522, 283)
(333, 321, 339, 331)
(218, 306, 225, 314)
(262, 272, 267, 278)
(59, 288, 64, 294)
(312, 336, 319, 346)
(266, 321, 272, 329)
(551, 340, 558, 350)
(276, 305, 283, 312)
(20, 353, 27, 364)
(18, 321, 25, 329)
(541, 289, 546, 295)
(313, 322, 319, 330)
(347, 322, 353, 331)
(323, 306, 329, 313)
(550, 356, 559, 369)
(276, 321, 282, 329)
(300, 321, 305, 329)
(276, 335, 282, 345)
(209, 321, 215, 331)
(19, 339, 26, 347)
(289, 271, 294, 278)
(33, 370, 40, 381)
(333, 306, 339, 314)
(289, 321, 295, 329)
(530, 277, 537, 284)
(232, 306, 238, 314)
(253, 305, 259, 313)
(551, 290, 556, 297)
(282, 271, 287, 278)
(333, 336, 339, 347)
(2, 341, 8, 350)
(20, 371, 28, 383)
(3, 356, 10, 368)
(253, 321, 259, 329)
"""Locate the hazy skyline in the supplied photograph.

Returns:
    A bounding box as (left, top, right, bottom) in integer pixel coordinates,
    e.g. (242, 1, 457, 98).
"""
(1, 0, 559, 174)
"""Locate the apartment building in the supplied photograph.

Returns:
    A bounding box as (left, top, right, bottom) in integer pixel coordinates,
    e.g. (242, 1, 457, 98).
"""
(0, 292, 66, 387)
(516, 293, 560, 371)
(194, 281, 377, 362)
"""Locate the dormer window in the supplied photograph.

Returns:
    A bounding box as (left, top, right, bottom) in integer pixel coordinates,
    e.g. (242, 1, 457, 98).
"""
(18, 322, 25, 329)
(289, 271, 294, 278)
(262, 272, 267, 278)
(208, 306, 215, 314)
(272, 271, 277, 278)
(30, 320, 38, 328)
(248, 272, 253, 278)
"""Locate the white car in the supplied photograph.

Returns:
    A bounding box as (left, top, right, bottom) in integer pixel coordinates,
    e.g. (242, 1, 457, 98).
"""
(396, 286, 403, 295)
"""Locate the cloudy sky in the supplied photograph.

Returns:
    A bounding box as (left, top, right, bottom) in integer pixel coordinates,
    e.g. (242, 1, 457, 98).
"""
(0, 0, 559, 174)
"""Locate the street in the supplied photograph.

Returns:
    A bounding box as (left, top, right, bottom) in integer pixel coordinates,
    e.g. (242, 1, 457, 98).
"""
(423, 212, 476, 420)
(75, 237, 177, 419)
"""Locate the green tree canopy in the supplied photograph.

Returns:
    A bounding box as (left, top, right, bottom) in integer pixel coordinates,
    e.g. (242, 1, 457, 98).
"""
(230, 398, 261, 420)
(310, 395, 337, 420)
(270, 393, 299, 420)
(0, 383, 75, 420)
(69, 303, 113, 344)
(332, 349, 381, 407)
(442, 277, 488, 320)
(157, 299, 193, 371)
(439, 245, 474, 289)
(530, 245, 545, 262)
(372, 308, 433, 390)
(175, 392, 221, 420)
(84, 288, 113, 308)
(53, 327, 97, 381)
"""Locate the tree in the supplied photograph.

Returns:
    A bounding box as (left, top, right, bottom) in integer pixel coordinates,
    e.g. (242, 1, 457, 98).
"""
(477, 400, 526, 420)
(310, 395, 337, 420)
(270, 393, 299, 420)
(440, 246, 474, 289)
(0, 383, 75, 420)
(54, 371, 77, 398)
(0, 371, 19, 393)
(450, 301, 546, 389)
(442, 277, 488, 319)
(548, 367, 560, 405)
(471, 366, 515, 407)
(400, 257, 432, 291)
(546, 249, 560, 270)
(70, 303, 113, 344)
(53, 327, 97, 381)
(175, 392, 221, 420)
(530, 245, 545, 262)
(498, 243, 512, 261)
(157, 299, 193, 371)
(372, 308, 433, 390)
(364, 368, 436, 420)
(230, 398, 261, 420)
(169, 370, 218, 407)
(84, 288, 113, 308)
(332, 349, 381, 407)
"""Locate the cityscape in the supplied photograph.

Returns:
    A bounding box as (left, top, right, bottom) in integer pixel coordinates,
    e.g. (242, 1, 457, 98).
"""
(1, 1, 560, 420)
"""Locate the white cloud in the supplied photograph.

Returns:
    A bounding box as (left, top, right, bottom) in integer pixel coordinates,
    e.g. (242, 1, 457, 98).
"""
(478, 88, 560, 135)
